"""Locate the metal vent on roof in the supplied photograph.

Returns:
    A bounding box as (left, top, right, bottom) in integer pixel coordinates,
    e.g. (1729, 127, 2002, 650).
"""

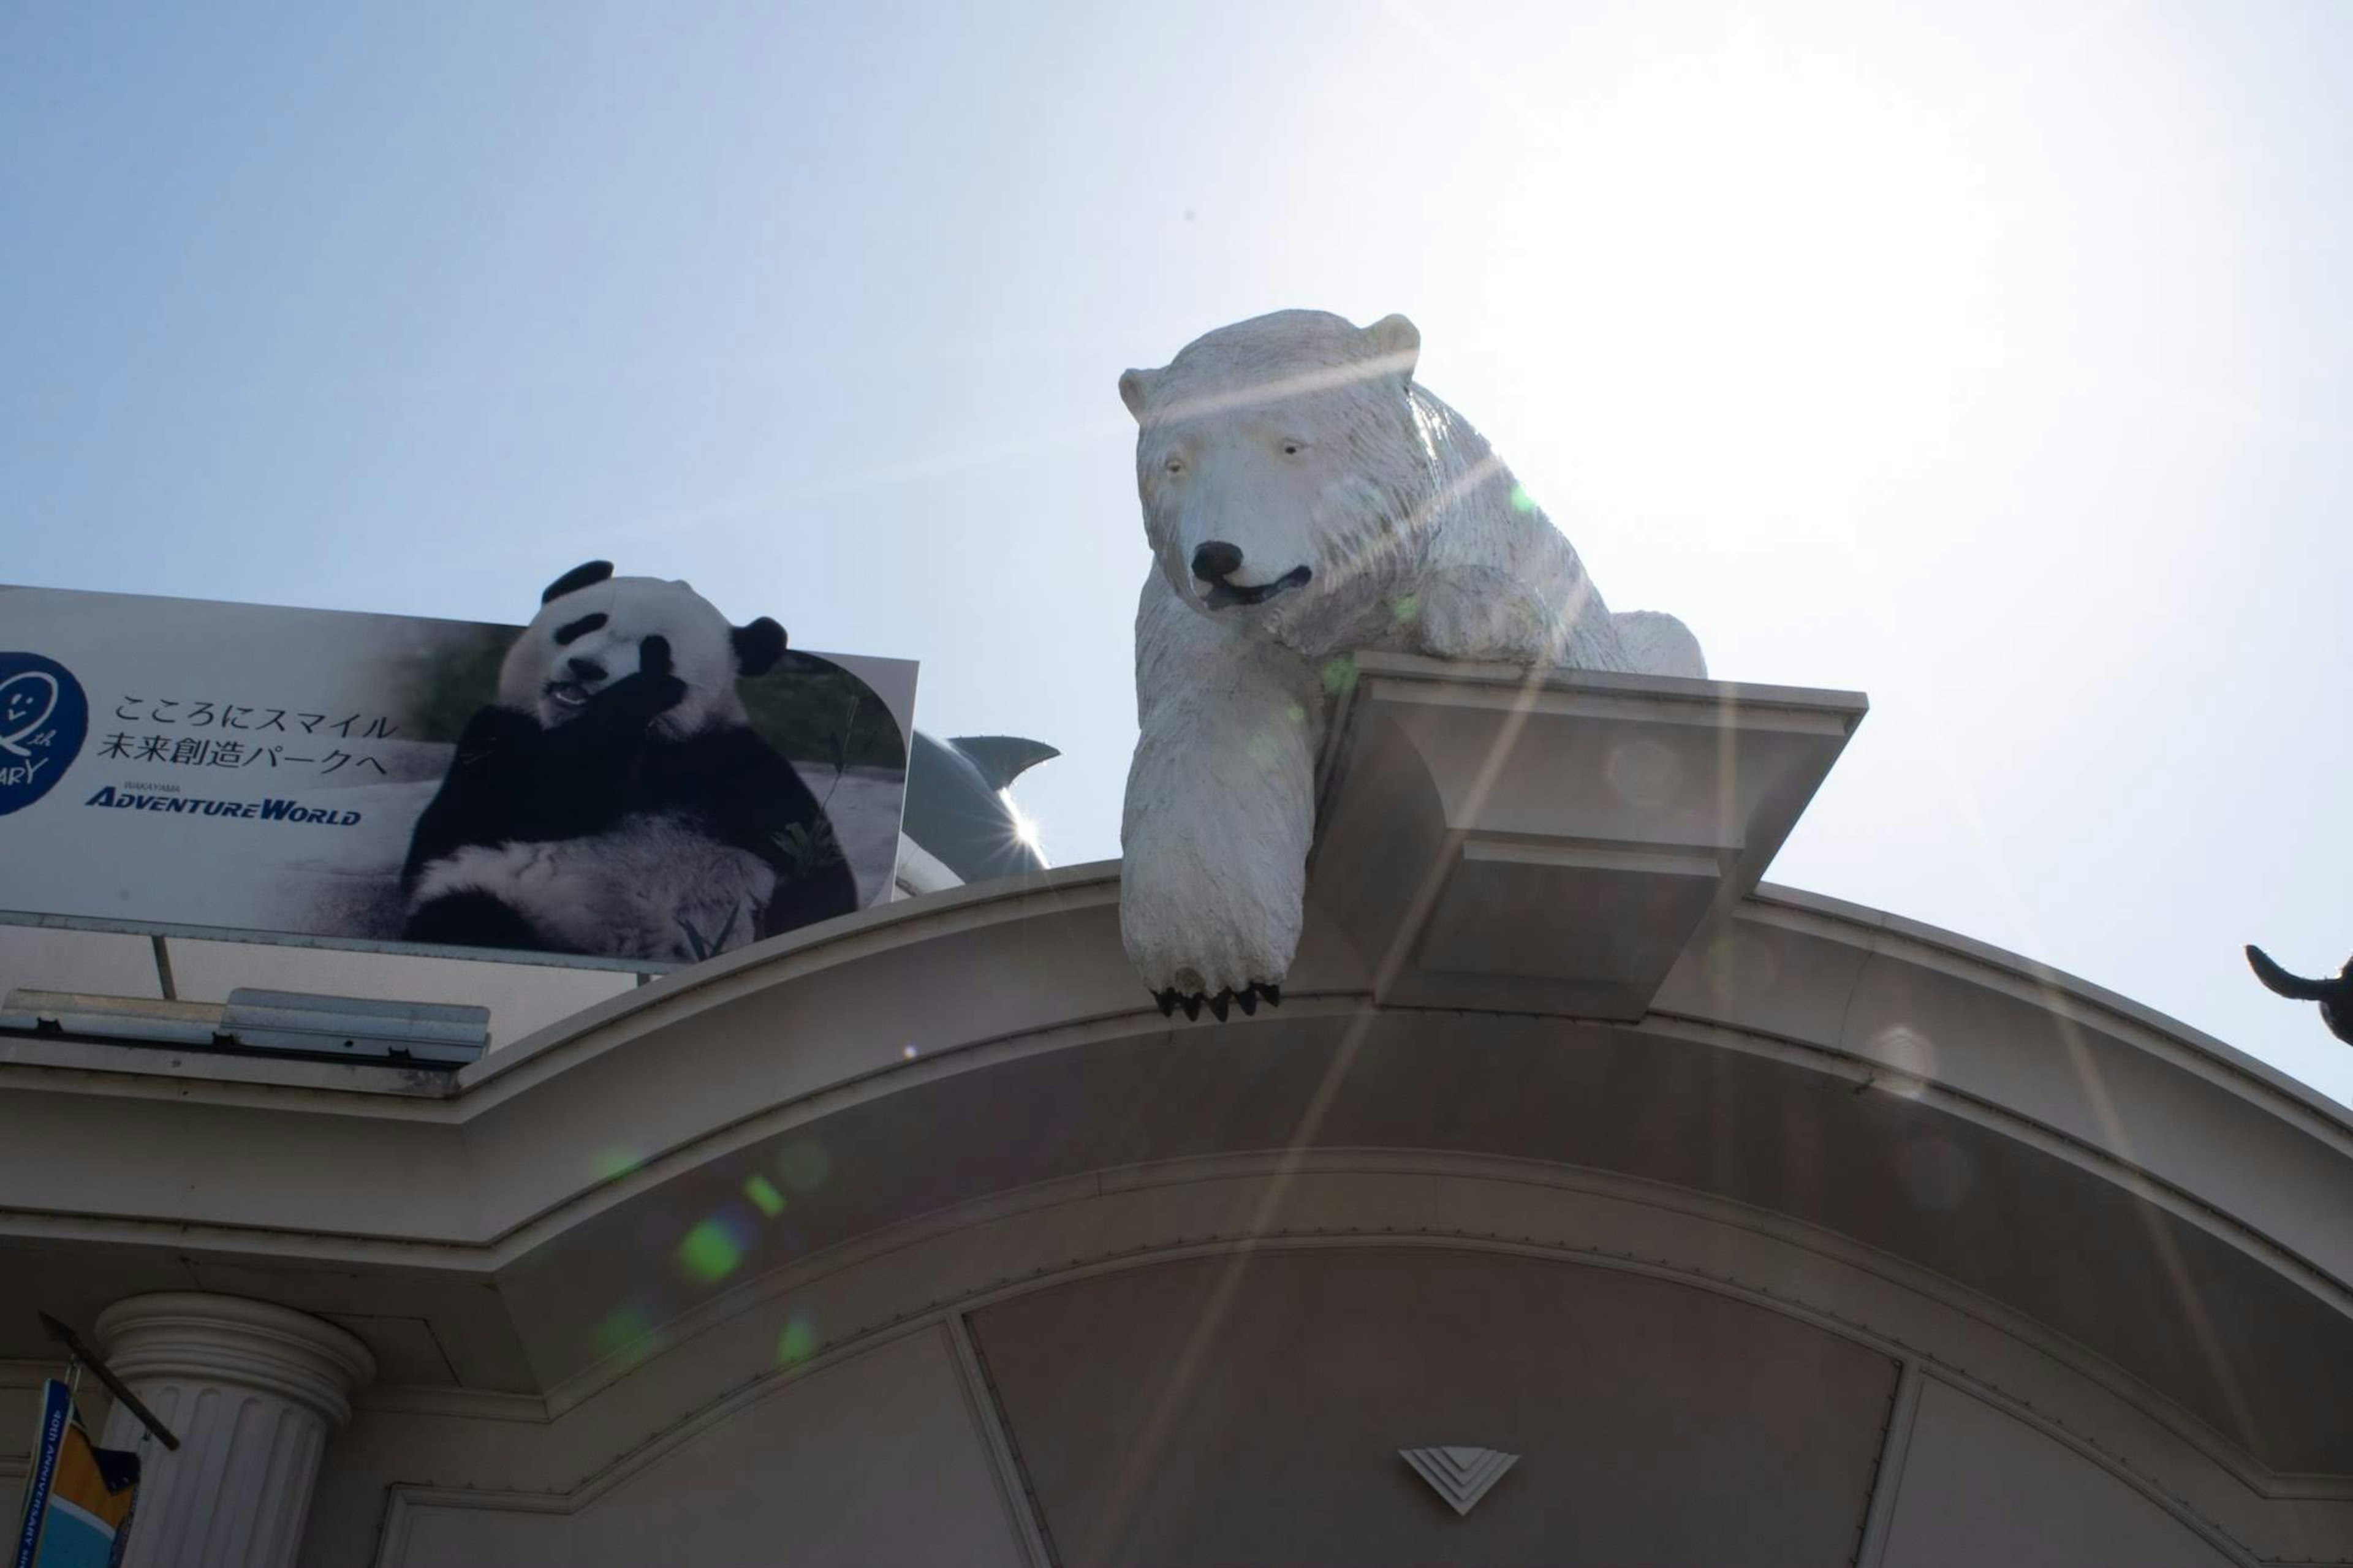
(0, 991, 224, 1047)
(220, 990, 487, 1065)
(1, 987, 487, 1067)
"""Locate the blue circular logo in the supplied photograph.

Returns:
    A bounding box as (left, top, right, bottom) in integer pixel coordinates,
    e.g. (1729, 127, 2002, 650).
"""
(0, 653, 88, 817)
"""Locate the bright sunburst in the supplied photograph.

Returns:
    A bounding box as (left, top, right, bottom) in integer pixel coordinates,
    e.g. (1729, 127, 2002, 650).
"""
(1004, 791, 1048, 864)
(1477, 32, 2000, 538)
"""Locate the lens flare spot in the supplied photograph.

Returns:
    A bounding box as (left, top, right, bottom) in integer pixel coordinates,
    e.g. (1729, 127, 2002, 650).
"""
(1510, 485, 1537, 513)
(595, 1306, 655, 1360)
(1390, 593, 1420, 624)
(779, 1140, 831, 1194)
(1604, 738, 1681, 808)
(1320, 656, 1358, 697)
(591, 1146, 642, 1182)
(678, 1218, 749, 1282)
(901, 1043, 919, 1059)
(1873, 1025, 1937, 1099)
(743, 1174, 786, 1218)
(1284, 703, 1306, 724)
(777, 1314, 817, 1366)
(1246, 732, 1281, 769)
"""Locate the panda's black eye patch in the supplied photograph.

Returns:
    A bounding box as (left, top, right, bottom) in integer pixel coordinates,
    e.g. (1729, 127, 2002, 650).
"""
(553, 613, 608, 646)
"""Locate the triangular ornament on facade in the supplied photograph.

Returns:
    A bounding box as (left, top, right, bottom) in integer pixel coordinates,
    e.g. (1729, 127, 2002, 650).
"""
(1400, 1445, 1518, 1516)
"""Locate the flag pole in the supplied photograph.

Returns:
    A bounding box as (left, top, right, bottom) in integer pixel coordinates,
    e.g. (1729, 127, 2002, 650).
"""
(34, 1312, 179, 1451)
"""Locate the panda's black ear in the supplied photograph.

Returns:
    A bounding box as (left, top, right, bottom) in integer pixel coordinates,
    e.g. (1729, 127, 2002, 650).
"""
(732, 616, 787, 677)
(541, 561, 614, 604)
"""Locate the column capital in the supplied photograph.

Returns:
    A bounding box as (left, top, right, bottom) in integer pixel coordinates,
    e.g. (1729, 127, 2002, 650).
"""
(95, 1292, 375, 1429)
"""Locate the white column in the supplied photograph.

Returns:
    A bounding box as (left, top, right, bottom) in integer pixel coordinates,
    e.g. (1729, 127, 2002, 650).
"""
(94, 1293, 375, 1568)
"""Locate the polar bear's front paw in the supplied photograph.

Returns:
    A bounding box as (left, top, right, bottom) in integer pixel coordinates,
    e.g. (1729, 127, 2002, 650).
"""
(1152, 979, 1283, 1023)
(1120, 851, 1305, 1024)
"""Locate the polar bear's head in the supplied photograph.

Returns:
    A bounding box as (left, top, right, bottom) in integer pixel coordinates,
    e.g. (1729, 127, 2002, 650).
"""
(1120, 309, 1429, 648)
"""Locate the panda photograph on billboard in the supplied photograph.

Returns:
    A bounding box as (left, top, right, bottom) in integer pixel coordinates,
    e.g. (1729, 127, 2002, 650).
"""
(0, 566, 917, 969)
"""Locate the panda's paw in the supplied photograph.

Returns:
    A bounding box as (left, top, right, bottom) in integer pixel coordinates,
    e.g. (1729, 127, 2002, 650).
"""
(404, 888, 556, 953)
(1153, 980, 1283, 1023)
(593, 664, 688, 724)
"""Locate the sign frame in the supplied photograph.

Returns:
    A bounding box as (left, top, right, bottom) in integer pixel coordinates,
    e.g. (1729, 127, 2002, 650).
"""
(0, 581, 917, 975)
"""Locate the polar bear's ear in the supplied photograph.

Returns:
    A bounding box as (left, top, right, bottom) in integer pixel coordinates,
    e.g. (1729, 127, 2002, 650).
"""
(1363, 313, 1420, 379)
(1118, 367, 1156, 421)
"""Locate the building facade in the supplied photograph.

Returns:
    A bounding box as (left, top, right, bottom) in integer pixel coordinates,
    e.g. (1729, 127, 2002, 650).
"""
(4, 661, 2351, 1565)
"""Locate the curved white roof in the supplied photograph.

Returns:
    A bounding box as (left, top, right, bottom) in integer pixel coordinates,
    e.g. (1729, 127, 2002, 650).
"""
(4, 661, 2351, 1561)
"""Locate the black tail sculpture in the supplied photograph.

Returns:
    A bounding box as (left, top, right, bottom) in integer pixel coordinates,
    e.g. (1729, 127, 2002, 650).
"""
(2246, 945, 2353, 1045)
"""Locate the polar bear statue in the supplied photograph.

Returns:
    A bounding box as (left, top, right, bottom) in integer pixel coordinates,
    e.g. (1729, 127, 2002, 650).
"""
(1117, 309, 1705, 1018)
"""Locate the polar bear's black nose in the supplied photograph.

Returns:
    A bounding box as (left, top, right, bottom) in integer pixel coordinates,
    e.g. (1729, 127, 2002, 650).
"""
(1192, 541, 1244, 581)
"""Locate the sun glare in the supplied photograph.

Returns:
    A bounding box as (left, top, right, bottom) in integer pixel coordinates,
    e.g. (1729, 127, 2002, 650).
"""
(1004, 791, 1048, 863)
(1495, 37, 1998, 537)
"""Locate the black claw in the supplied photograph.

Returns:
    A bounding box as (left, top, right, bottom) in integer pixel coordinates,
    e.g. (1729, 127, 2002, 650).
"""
(1181, 993, 1202, 1021)
(1235, 986, 1258, 1016)
(1261, 982, 1282, 1009)
(1155, 988, 1178, 1018)
(1208, 990, 1232, 1022)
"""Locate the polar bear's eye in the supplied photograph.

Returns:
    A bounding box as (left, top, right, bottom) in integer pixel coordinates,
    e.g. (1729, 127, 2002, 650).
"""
(1164, 456, 1184, 476)
(1280, 440, 1305, 457)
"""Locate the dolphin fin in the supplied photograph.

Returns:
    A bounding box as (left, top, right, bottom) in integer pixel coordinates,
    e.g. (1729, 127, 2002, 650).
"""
(949, 735, 1060, 792)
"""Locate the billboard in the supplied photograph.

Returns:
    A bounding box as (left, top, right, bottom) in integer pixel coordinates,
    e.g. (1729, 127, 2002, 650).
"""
(0, 567, 915, 970)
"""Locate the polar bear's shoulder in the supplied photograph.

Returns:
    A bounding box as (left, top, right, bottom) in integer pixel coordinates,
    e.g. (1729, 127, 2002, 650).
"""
(1401, 387, 1703, 678)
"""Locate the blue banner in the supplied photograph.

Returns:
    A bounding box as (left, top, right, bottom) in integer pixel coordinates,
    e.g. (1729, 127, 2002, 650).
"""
(10, 1381, 138, 1568)
(9, 1380, 69, 1568)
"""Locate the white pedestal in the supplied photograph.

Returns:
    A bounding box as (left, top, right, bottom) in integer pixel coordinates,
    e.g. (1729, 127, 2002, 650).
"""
(94, 1293, 375, 1568)
(1310, 656, 1865, 1017)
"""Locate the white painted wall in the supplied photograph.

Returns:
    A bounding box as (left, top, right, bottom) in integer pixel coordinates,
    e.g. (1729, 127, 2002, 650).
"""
(376, 1328, 1029, 1567)
(1881, 1377, 2234, 1567)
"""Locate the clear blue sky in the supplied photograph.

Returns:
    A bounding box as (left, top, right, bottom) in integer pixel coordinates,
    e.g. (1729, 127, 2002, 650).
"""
(6, 2, 2351, 1098)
